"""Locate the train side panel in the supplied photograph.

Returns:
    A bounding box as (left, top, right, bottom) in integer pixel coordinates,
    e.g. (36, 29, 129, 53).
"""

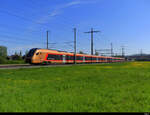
(27, 49, 125, 64)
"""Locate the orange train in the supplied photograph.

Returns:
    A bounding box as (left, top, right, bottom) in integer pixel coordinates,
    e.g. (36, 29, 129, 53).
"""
(25, 48, 125, 64)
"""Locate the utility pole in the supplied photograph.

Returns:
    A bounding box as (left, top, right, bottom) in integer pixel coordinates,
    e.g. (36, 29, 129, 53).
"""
(121, 46, 125, 57)
(47, 31, 49, 49)
(140, 49, 143, 56)
(84, 28, 100, 55)
(111, 43, 114, 57)
(74, 28, 77, 64)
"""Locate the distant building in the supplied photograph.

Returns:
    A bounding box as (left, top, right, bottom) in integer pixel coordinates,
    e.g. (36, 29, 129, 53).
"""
(126, 54, 150, 61)
(8, 55, 20, 60)
(0, 46, 7, 57)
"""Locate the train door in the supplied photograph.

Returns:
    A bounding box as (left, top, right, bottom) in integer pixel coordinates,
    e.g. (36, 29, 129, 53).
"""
(96, 57, 98, 63)
(105, 58, 108, 63)
(39, 52, 42, 63)
(83, 56, 85, 63)
(110, 58, 112, 63)
(63, 55, 66, 64)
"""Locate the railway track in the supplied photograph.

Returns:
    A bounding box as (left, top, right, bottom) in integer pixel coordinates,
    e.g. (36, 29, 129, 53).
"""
(0, 62, 123, 69)
(0, 64, 74, 69)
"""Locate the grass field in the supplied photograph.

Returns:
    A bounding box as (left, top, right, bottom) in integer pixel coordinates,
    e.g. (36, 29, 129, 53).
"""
(0, 62, 150, 112)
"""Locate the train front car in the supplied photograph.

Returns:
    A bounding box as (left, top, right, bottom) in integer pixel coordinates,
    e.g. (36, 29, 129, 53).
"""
(25, 48, 40, 64)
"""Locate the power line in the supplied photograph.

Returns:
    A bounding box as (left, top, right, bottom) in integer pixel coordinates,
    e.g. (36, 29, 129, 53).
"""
(63, 41, 74, 44)
(95, 49, 112, 56)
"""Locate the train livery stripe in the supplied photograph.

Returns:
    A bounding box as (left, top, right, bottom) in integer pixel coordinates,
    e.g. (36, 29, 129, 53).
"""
(27, 48, 125, 64)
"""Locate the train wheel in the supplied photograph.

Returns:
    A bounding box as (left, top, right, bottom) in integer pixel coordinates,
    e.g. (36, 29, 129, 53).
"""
(42, 61, 50, 65)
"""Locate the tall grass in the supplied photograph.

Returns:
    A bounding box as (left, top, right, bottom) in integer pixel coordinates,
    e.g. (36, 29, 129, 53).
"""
(0, 62, 150, 112)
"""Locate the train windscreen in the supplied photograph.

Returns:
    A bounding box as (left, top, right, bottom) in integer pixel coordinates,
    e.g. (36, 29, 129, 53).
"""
(27, 48, 38, 57)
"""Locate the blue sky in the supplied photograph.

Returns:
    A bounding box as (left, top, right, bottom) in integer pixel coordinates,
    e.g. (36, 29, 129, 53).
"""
(0, 0, 150, 56)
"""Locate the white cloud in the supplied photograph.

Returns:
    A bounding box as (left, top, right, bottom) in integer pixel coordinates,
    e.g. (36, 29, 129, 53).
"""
(31, 0, 101, 29)
(59, 1, 81, 8)
(50, 10, 60, 17)
(36, 1, 84, 24)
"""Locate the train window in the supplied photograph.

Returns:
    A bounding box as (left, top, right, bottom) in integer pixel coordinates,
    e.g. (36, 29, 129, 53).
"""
(85, 57, 87, 60)
(68, 56, 71, 60)
(47, 54, 54, 60)
(92, 57, 96, 60)
(77, 56, 80, 60)
(36, 52, 39, 55)
(66, 56, 69, 60)
(102, 58, 105, 60)
(80, 56, 83, 60)
(56, 55, 62, 60)
(56, 55, 59, 60)
(66, 55, 74, 60)
(77, 56, 83, 60)
(59, 55, 63, 60)
(27, 48, 38, 57)
(85, 57, 92, 60)
(71, 56, 74, 60)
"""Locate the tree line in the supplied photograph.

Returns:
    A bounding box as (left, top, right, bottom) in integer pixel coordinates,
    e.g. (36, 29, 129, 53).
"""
(0, 46, 29, 64)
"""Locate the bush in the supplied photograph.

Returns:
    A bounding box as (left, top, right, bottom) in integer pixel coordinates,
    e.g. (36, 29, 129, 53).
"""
(6, 60, 25, 64)
(0, 57, 7, 64)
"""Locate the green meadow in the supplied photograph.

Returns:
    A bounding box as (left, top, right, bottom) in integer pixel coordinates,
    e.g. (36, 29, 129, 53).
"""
(0, 62, 150, 112)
